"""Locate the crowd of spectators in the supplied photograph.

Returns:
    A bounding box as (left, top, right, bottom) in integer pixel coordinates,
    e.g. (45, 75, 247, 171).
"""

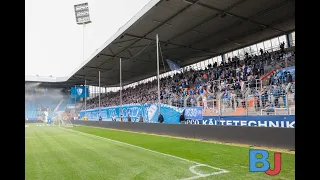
(83, 45, 295, 112)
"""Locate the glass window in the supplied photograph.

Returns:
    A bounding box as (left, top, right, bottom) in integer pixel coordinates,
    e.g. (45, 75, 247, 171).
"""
(263, 40, 272, 52)
(250, 44, 258, 55)
(209, 58, 213, 64)
(233, 50, 239, 57)
(217, 56, 222, 65)
(227, 52, 233, 61)
(229, 52, 233, 58)
(256, 42, 264, 53)
(271, 37, 280, 51)
(193, 64, 198, 70)
(204, 60, 209, 67)
(244, 46, 251, 55)
(291, 31, 295, 46)
(212, 57, 217, 63)
(239, 48, 245, 58)
(223, 54, 228, 62)
(200, 61, 204, 68)
(278, 35, 287, 48)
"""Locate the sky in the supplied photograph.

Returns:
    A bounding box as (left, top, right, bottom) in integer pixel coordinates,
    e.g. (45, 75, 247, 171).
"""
(25, 0, 151, 77)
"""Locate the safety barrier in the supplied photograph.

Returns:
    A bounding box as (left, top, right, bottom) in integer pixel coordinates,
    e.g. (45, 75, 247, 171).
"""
(71, 120, 295, 150)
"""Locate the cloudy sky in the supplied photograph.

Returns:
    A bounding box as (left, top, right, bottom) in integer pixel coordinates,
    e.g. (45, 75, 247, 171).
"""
(26, 0, 151, 77)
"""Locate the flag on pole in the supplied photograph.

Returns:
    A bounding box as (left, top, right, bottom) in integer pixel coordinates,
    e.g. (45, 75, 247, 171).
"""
(166, 59, 181, 71)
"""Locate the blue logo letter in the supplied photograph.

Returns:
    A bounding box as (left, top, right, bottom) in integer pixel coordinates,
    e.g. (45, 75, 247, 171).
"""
(249, 150, 270, 172)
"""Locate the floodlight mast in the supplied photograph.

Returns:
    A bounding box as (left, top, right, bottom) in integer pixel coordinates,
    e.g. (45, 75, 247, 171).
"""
(74, 2, 92, 119)
(156, 34, 160, 116)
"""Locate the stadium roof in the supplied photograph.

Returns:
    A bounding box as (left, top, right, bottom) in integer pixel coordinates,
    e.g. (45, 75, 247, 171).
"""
(26, 0, 295, 87)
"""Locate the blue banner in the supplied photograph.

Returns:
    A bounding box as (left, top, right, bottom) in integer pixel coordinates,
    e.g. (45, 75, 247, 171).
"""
(80, 104, 184, 124)
(71, 86, 89, 98)
(80, 104, 294, 128)
(184, 107, 203, 120)
(185, 115, 295, 128)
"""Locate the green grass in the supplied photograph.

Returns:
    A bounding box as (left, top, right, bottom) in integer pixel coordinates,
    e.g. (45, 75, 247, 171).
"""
(25, 124, 295, 180)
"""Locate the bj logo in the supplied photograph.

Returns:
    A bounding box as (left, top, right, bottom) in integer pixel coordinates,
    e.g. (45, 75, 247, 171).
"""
(249, 149, 282, 176)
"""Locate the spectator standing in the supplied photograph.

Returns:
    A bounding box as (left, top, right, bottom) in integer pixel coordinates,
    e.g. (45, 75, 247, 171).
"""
(139, 114, 143, 122)
(179, 111, 185, 124)
(111, 115, 116, 121)
(271, 85, 281, 107)
(281, 84, 287, 107)
(259, 61, 264, 76)
(286, 71, 293, 83)
(265, 101, 275, 115)
(127, 113, 131, 122)
(280, 42, 285, 54)
(158, 113, 164, 123)
(260, 86, 269, 107)
(203, 73, 208, 83)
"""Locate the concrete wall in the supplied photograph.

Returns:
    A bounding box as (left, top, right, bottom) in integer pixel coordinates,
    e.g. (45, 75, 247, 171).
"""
(72, 120, 295, 150)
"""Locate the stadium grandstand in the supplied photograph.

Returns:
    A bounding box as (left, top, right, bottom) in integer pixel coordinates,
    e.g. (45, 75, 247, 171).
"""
(26, 0, 295, 179)
(83, 38, 295, 116)
(25, 82, 77, 121)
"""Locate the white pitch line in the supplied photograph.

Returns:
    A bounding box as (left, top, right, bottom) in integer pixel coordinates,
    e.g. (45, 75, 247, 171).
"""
(25, 135, 77, 139)
(63, 128, 230, 179)
(189, 164, 204, 176)
(180, 164, 229, 180)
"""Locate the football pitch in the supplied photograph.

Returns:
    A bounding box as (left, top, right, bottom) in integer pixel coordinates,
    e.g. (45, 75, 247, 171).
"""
(25, 124, 295, 180)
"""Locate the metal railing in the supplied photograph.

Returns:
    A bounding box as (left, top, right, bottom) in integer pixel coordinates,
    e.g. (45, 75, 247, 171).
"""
(197, 88, 295, 116)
